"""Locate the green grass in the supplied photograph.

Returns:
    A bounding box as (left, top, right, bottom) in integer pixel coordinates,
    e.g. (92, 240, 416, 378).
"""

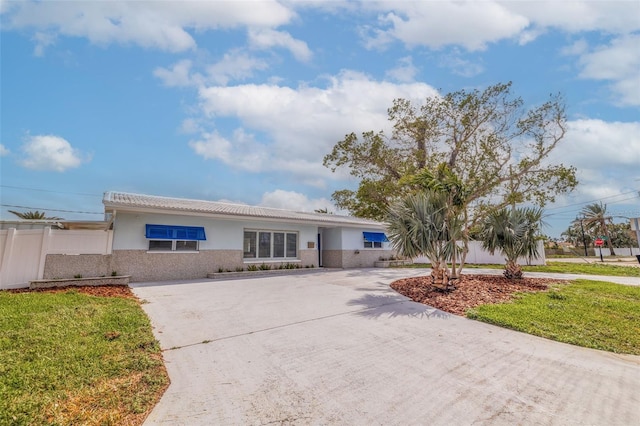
(402, 262, 640, 277)
(523, 262, 639, 277)
(467, 280, 640, 355)
(0, 290, 168, 425)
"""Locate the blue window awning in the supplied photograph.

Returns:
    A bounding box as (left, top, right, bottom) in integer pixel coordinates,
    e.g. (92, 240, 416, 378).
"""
(145, 224, 206, 241)
(363, 232, 388, 243)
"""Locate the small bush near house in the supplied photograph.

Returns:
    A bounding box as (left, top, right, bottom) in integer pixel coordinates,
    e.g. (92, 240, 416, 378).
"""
(235, 267, 244, 272)
(259, 263, 271, 270)
(247, 265, 258, 272)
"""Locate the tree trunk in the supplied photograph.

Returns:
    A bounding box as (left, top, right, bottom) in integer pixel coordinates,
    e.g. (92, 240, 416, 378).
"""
(604, 225, 616, 255)
(431, 264, 455, 291)
(503, 260, 523, 280)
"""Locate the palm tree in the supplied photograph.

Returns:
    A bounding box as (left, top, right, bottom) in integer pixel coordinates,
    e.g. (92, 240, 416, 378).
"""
(314, 208, 332, 214)
(578, 202, 615, 255)
(9, 210, 62, 220)
(407, 163, 470, 280)
(479, 207, 544, 279)
(386, 191, 464, 290)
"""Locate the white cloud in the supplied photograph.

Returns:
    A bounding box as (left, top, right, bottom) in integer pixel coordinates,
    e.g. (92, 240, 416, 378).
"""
(20, 135, 88, 172)
(192, 71, 439, 183)
(385, 56, 418, 83)
(560, 39, 589, 57)
(259, 189, 339, 213)
(248, 28, 313, 62)
(153, 59, 201, 87)
(188, 128, 268, 171)
(576, 34, 640, 106)
(154, 52, 270, 88)
(0, 144, 10, 156)
(506, 1, 640, 35)
(547, 119, 640, 206)
(3, 0, 295, 53)
(360, 1, 640, 51)
(362, 1, 529, 51)
(206, 50, 270, 85)
(439, 51, 484, 77)
(32, 31, 56, 56)
(179, 118, 201, 135)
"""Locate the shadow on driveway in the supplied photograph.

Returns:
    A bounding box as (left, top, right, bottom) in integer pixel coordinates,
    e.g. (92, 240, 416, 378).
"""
(347, 292, 450, 319)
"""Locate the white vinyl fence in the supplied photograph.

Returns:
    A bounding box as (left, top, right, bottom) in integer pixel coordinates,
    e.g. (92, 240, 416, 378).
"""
(0, 227, 112, 289)
(595, 247, 640, 256)
(413, 240, 546, 265)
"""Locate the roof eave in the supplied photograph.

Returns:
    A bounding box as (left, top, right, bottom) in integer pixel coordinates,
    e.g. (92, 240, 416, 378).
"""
(103, 203, 385, 228)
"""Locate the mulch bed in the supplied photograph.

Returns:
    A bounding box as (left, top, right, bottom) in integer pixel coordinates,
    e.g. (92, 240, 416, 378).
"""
(391, 274, 568, 316)
(8, 285, 137, 299)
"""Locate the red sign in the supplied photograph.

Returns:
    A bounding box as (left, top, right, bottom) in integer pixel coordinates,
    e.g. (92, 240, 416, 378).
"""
(594, 238, 604, 247)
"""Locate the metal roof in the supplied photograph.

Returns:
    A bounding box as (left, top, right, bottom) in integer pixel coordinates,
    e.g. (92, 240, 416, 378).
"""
(102, 191, 385, 228)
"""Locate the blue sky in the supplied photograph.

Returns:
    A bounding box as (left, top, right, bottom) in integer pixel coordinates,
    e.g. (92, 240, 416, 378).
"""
(1, 0, 639, 238)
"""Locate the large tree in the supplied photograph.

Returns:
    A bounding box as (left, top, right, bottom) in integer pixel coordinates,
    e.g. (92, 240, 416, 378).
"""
(324, 81, 577, 229)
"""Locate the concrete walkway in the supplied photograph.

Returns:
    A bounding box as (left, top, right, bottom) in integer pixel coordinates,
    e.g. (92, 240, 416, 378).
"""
(132, 269, 640, 425)
(464, 267, 640, 286)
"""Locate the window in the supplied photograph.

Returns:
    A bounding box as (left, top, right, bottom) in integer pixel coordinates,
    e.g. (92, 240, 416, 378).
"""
(146, 224, 205, 252)
(149, 240, 172, 251)
(244, 231, 257, 258)
(259, 232, 271, 258)
(273, 232, 285, 258)
(146, 224, 206, 240)
(176, 240, 198, 251)
(243, 230, 298, 259)
(363, 232, 388, 249)
(286, 233, 297, 258)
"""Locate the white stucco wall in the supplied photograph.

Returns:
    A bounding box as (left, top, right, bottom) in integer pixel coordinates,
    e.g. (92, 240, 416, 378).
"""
(112, 212, 317, 252)
(341, 227, 391, 250)
(320, 227, 342, 250)
(320, 227, 391, 251)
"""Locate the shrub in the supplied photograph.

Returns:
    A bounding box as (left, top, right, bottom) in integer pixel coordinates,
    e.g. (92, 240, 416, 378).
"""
(247, 265, 258, 272)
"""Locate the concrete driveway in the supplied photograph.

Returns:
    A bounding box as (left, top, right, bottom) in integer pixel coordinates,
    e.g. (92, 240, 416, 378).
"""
(132, 269, 640, 425)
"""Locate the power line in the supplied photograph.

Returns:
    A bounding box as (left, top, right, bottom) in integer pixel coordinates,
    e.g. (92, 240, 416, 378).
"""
(545, 196, 640, 219)
(0, 185, 101, 198)
(1, 204, 103, 215)
(545, 190, 640, 212)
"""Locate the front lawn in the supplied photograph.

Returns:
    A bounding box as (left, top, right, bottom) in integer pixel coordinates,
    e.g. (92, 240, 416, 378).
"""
(0, 288, 168, 425)
(467, 280, 640, 355)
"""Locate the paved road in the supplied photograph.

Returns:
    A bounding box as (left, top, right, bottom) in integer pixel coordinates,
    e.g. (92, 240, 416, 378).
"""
(132, 269, 640, 425)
